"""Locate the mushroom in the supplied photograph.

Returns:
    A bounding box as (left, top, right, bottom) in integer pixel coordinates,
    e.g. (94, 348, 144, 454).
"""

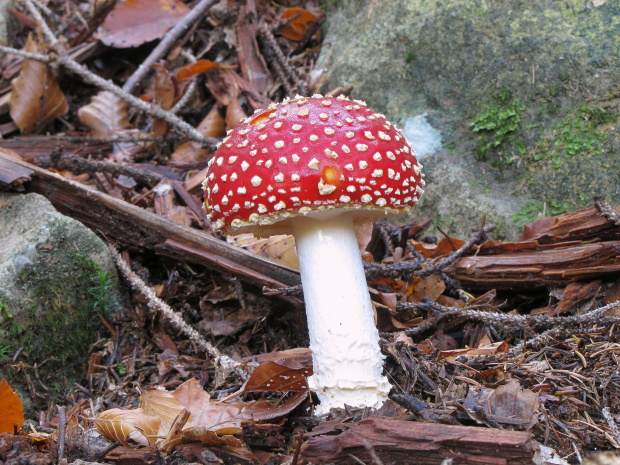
(202, 95, 424, 414)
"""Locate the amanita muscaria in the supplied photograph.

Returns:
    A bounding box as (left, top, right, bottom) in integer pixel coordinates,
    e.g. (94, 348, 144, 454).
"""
(202, 95, 424, 414)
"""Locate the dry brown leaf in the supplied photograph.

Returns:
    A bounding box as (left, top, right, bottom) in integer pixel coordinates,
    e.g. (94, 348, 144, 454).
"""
(151, 63, 177, 137)
(279, 7, 322, 41)
(176, 60, 236, 80)
(141, 388, 194, 435)
(171, 105, 225, 164)
(439, 341, 510, 363)
(464, 379, 538, 427)
(9, 35, 68, 134)
(98, 0, 189, 48)
(228, 233, 298, 269)
(243, 359, 312, 392)
(407, 274, 446, 303)
(226, 99, 248, 130)
(95, 408, 161, 446)
(181, 427, 243, 447)
(78, 91, 131, 139)
(0, 379, 24, 434)
(173, 379, 308, 432)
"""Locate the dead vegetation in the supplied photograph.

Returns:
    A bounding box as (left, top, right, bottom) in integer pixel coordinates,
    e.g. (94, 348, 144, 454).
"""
(1, 0, 620, 464)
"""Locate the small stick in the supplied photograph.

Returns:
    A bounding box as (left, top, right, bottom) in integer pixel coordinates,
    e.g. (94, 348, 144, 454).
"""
(108, 245, 249, 380)
(13, 0, 219, 148)
(57, 406, 67, 464)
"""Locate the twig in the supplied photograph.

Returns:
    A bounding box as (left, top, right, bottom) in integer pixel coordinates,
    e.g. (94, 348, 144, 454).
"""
(416, 224, 495, 278)
(57, 406, 67, 464)
(0, 44, 50, 62)
(602, 407, 620, 447)
(13, 0, 219, 148)
(258, 22, 304, 95)
(123, 0, 218, 93)
(594, 195, 620, 227)
(363, 440, 386, 465)
(51, 152, 164, 186)
(108, 244, 249, 380)
(262, 284, 304, 296)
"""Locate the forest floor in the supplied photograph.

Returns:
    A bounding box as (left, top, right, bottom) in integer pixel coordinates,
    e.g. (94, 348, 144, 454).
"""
(1, 1, 620, 464)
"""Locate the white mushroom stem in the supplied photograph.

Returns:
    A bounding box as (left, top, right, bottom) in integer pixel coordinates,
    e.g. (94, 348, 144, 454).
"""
(291, 214, 391, 414)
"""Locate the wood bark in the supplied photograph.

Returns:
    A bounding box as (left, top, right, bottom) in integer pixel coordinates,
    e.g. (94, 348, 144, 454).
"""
(301, 417, 535, 465)
(0, 150, 302, 298)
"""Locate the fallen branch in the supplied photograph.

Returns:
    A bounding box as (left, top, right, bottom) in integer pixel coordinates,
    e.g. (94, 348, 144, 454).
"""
(301, 417, 536, 465)
(109, 245, 249, 380)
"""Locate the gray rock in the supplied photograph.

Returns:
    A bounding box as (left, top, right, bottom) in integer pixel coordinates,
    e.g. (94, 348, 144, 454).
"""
(0, 192, 121, 411)
(318, 0, 620, 239)
(0, 0, 15, 49)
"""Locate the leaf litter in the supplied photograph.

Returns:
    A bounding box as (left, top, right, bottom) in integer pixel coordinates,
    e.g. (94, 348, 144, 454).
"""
(0, 0, 619, 464)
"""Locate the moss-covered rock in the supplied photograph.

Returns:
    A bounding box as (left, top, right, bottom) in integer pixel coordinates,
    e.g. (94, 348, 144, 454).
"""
(318, 0, 620, 238)
(0, 193, 121, 413)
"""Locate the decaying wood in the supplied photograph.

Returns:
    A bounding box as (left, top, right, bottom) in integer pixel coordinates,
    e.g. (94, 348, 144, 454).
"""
(448, 241, 620, 290)
(300, 417, 535, 465)
(0, 150, 301, 294)
(445, 205, 620, 290)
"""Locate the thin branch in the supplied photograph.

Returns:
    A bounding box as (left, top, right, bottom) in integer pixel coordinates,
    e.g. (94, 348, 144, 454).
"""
(13, 0, 219, 148)
(0, 44, 50, 62)
(122, 0, 219, 93)
(108, 245, 250, 381)
(416, 224, 495, 278)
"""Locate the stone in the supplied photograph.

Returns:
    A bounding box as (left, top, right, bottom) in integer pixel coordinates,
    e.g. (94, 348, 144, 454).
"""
(318, 0, 620, 239)
(0, 192, 121, 412)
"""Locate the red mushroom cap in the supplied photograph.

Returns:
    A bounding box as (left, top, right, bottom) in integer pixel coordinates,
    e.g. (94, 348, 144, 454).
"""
(202, 95, 425, 236)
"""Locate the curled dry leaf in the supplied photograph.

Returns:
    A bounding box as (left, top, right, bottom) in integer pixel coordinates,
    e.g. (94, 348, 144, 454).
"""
(98, 0, 189, 48)
(9, 35, 68, 134)
(279, 7, 322, 41)
(78, 91, 131, 139)
(176, 60, 236, 81)
(95, 408, 161, 446)
(439, 341, 510, 363)
(0, 379, 24, 434)
(243, 358, 313, 392)
(228, 233, 299, 270)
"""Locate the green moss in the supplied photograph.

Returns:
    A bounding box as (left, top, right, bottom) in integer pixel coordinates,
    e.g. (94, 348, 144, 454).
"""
(0, 253, 118, 400)
(532, 105, 616, 168)
(512, 199, 577, 228)
(470, 91, 526, 165)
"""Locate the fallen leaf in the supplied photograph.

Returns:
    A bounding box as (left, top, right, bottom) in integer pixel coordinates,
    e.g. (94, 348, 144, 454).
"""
(241, 347, 312, 367)
(407, 274, 446, 303)
(142, 388, 193, 435)
(171, 105, 226, 164)
(176, 60, 236, 81)
(279, 8, 322, 41)
(181, 427, 243, 447)
(226, 99, 248, 130)
(464, 379, 539, 427)
(173, 379, 308, 432)
(439, 341, 510, 363)
(243, 359, 313, 392)
(98, 0, 189, 48)
(0, 379, 24, 434)
(9, 35, 68, 134)
(95, 408, 161, 446)
(228, 233, 298, 269)
(151, 63, 177, 137)
(78, 91, 131, 139)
